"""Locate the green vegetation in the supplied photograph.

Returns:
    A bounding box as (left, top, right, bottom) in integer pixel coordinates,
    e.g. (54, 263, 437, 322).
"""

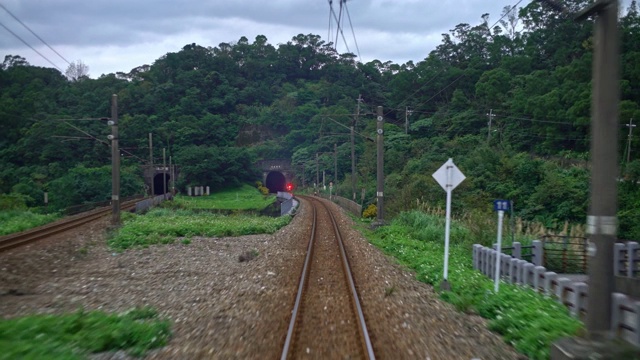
(2, 2, 640, 235)
(363, 211, 583, 360)
(172, 184, 275, 211)
(0, 210, 60, 236)
(108, 208, 290, 251)
(0, 307, 170, 359)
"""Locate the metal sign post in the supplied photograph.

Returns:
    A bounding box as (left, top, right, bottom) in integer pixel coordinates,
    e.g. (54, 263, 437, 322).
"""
(493, 200, 510, 292)
(432, 158, 465, 290)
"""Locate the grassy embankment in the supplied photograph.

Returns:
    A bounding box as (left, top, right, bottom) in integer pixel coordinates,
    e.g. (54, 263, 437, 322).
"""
(361, 210, 584, 360)
(0, 210, 60, 236)
(0, 307, 169, 359)
(1, 184, 288, 359)
(108, 184, 288, 251)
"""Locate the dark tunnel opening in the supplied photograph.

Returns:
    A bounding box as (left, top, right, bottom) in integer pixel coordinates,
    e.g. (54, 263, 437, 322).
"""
(153, 173, 171, 195)
(265, 171, 286, 193)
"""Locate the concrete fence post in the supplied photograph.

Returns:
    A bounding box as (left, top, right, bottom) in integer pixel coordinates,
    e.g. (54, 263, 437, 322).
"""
(187, 186, 192, 196)
(523, 263, 535, 287)
(533, 266, 546, 292)
(532, 240, 543, 266)
(509, 258, 518, 283)
(573, 282, 588, 317)
(484, 248, 491, 276)
(515, 260, 526, 284)
(611, 293, 627, 337)
(544, 272, 558, 296)
(556, 278, 572, 306)
(501, 254, 511, 277)
(473, 245, 481, 270)
(633, 300, 640, 346)
(206, 186, 210, 196)
(513, 242, 521, 259)
(628, 242, 639, 277)
(614, 242, 625, 277)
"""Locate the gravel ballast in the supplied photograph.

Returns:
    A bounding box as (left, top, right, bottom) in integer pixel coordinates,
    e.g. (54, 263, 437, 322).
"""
(0, 199, 522, 359)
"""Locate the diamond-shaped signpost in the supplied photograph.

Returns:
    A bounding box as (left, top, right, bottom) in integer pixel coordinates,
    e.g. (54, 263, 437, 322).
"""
(432, 158, 465, 291)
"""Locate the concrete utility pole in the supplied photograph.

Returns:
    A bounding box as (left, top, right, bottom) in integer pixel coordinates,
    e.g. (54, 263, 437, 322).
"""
(376, 106, 385, 225)
(626, 118, 635, 164)
(405, 106, 412, 134)
(110, 94, 120, 226)
(316, 153, 319, 192)
(334, 143, 338, 196)
(577, 0, 620, 339)
(351, 125, 356, 201)
(352, 94, 361, 202)
(487, 109, 495, 142)
(163, 148, 167, 200)
(149, 133, 154, 197)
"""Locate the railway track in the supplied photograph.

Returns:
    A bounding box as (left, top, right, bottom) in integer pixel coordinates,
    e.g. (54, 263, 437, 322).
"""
(0, 199, 139, 252)
(281, 195, 375, 360)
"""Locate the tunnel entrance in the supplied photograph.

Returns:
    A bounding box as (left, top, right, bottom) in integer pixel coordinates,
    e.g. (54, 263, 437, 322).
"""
(265, 171, 286, 193)
(153, 173, 171, 195)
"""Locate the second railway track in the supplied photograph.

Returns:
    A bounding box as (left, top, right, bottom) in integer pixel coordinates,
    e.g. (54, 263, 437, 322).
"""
(0, 199, 139, 252)
(281, 195, 375, 360)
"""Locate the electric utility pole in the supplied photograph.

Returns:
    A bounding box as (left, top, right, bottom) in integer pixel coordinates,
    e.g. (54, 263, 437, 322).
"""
(576, 0, 620, 339)
(405, 106, 412, 134)
(163, 148, 167, 200)
(352, 94, 361, 201)
(316, 153, 319, 192)
(626, 118, 635, 164)
(110, 94, 120, 226)
(376, 106, 385, 225)
(149, 133, 154, 197)
(334, 143, 338, 197)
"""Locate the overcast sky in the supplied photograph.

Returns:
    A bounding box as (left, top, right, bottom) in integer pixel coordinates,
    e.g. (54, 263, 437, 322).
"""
(0, 0, 633, 78)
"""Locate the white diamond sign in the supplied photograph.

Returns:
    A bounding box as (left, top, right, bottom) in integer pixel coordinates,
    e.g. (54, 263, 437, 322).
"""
(431, 158, 465, 287)
(432, 158, 465, 192)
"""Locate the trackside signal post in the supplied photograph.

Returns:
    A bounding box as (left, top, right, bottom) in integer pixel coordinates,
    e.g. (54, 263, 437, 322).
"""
(493, 200, 510, 292)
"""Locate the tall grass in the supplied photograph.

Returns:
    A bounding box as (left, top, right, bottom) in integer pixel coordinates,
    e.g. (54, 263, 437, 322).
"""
(172, 184, 275, 211)
(0, 210, 60, 236)
(109, 208, 291, 251)
(0, 307, 170, 359)
(415, 201, 586, 247)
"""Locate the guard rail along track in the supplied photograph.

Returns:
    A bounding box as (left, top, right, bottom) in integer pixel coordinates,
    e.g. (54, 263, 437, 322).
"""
(0, 198, 140, 252)
(281, 195, 375, 359)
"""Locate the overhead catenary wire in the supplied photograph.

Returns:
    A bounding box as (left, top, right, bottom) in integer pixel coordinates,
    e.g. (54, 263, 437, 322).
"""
(0, 20, 63, 72)
(0, 3, 71, 66)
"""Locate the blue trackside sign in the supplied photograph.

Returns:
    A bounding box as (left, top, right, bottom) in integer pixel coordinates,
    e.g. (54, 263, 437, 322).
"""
(493, 200, 510, 211)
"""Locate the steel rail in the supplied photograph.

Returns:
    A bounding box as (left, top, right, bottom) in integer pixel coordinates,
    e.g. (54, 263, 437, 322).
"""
(0, 199, 138, 252)
(320, 199, 376, 359)
(281, 195, 375, 360)
(280, 197, 317, 360)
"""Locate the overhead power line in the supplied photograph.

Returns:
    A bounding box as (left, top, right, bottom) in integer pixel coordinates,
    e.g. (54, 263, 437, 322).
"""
(0, 20, 63, 72)
(0, 3, 71, 66)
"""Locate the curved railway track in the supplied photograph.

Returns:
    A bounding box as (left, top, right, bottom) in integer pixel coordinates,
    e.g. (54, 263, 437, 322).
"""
(281, 195, 375, 360)
(0, 199, 139, 252)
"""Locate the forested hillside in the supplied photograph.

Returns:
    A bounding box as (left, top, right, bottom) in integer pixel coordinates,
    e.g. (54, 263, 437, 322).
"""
(1, 0, 639, 238)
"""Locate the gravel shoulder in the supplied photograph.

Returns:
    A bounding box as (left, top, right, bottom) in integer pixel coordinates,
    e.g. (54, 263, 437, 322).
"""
(0, 199, 523, 359)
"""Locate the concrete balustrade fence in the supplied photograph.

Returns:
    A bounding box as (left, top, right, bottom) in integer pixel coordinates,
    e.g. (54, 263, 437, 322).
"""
(473, 242, 640, 346)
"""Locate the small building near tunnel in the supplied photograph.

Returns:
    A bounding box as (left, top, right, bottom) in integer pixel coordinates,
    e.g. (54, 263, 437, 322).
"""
(143, 165, 180, 196)
(257, 159, 295, 193)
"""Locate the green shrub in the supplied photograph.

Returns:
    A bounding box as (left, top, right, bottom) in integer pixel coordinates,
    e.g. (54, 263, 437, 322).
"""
(363, 204, 377, 219)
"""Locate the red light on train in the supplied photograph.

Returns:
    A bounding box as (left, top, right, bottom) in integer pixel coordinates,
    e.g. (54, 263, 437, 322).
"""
(286, 183, 294, 192)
